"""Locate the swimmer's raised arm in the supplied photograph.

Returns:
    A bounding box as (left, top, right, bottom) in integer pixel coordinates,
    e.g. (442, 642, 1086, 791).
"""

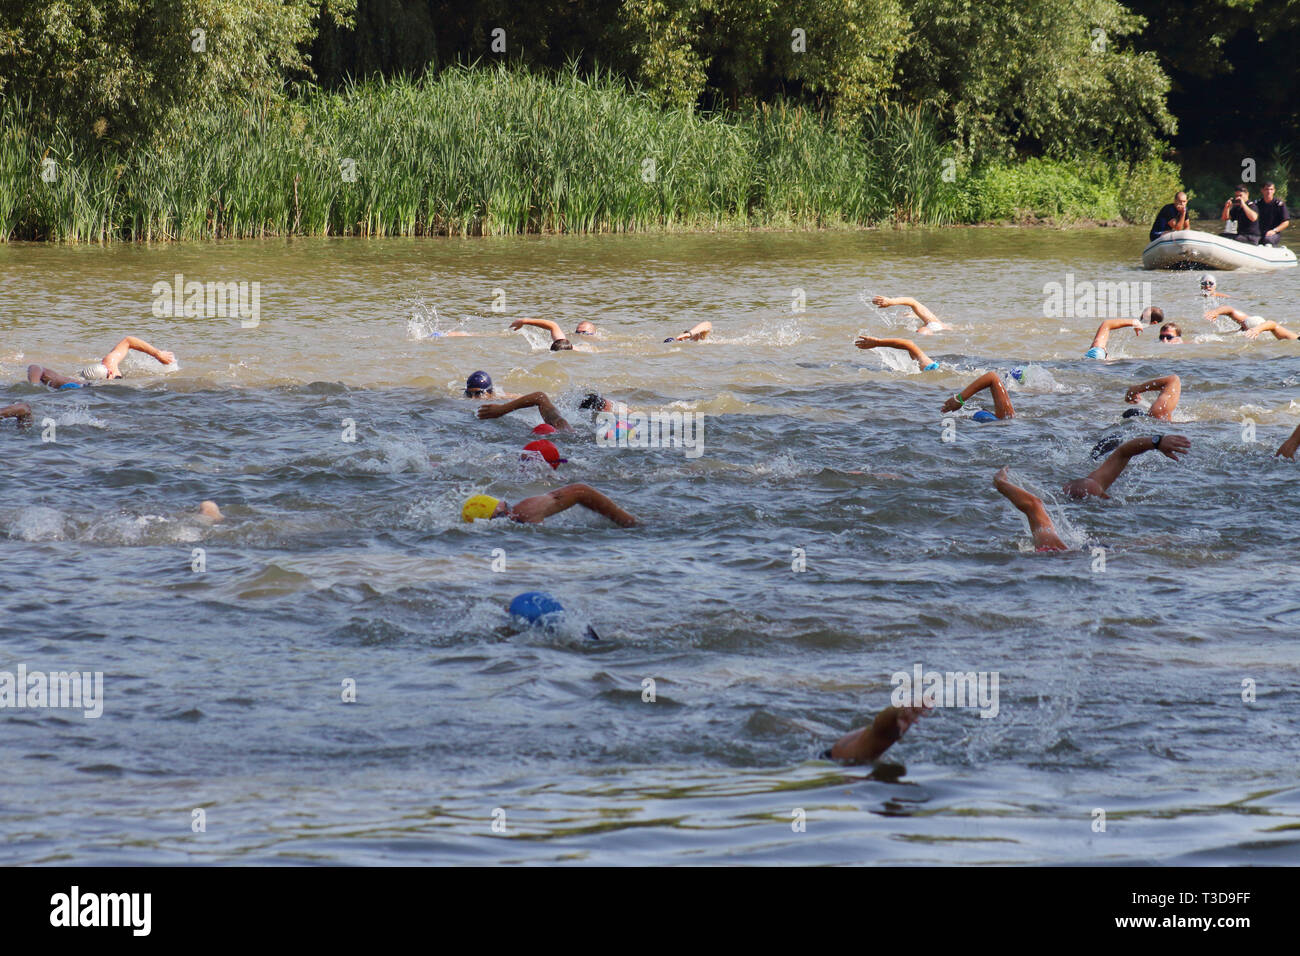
(476, 391, 573, 431)
(829, 704, 930, 764)
(1063, 434, 1190, 499)
(1090, 318, 1142, 351)
(1204, 306, 1251, 328)
(510, 483, 637, 527)
(872, 295, 946, 331)
(104, 336, 175, 375)
(1244, 319, 1299, 341)
(1275, 423, 1300, 459)
(1, 402, 33, 426)
(942, 372, 1014, 418)
(993, 466, 1068, 551)
(666, 321, 712, 342)
(854, 336, 935, 370)
(1123, 374, 1181, 420)
(510, 318, 565, 342)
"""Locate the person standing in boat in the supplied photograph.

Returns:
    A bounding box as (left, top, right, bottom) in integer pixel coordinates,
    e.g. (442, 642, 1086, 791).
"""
(1149, 191, 1190, 241)
(1256, 182, 1290, 246)
(1221, 185, 1261, 244)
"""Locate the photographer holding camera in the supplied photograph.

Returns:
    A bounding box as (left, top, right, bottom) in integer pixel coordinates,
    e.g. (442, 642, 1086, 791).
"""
(1221, 184, 1261, 243)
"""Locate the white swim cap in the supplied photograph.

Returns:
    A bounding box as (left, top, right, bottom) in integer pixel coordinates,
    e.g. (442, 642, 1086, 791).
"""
(79, 362, 110, 381)
(1245, 315, 1265, 329)
(1200, 275, 1216, 289)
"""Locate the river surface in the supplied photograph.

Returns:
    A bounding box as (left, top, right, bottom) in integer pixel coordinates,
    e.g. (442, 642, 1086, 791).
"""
(2, 226, 1298, 865)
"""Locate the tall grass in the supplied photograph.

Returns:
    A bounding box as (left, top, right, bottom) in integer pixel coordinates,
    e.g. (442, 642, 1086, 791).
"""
(0, 66, 1177, 242)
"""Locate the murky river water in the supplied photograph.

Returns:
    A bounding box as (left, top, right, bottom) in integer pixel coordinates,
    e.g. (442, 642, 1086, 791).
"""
(2, 227, 1298, 864)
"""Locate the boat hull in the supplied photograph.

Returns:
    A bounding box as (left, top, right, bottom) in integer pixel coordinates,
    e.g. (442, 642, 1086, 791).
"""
(1141, 229, 1297, 270)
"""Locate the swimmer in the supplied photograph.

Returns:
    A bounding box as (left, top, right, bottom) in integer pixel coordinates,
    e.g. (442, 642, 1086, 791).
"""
(509, 318, 598, 351)
(462, 484, 638, 527)
(993, 467, 1069, 551)
(825, 703, 931, 764)
(854, 336, 939, 371)
(664, 321, 711, 342)
(1157, 323, 1183, 344)
(1123, 375, 1180, 421)
(1141, 306, 1166, 326)
(1199, 275, 1229, 298)
(1203, 307, 1298, 339)
(476, 391, 573, 431)
(461, 370, 517, 400)
(871, 295, 948, 334)
(1063, 433, 1190, 499)
(941, 372, 1014, 419)
(1084, 318, 1142, 360)
(198, 500, 224, 523)
(1, 402, 33, 427)
(26, 336, 176, 388)
(1275, 423, 1300, 459)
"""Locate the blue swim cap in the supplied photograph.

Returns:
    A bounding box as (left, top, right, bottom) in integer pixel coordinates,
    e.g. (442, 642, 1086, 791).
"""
(1009, 368, 1024, 382)
(59, 382, 84, 390)
(465, 370, 492, 393)
(922, 361, 940, 372)
(972, 410, 998, 423)
(509, 591, 564, 623)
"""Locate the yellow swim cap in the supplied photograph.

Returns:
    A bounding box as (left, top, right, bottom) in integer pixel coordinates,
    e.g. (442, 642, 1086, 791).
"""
(462, 494, 501, 523)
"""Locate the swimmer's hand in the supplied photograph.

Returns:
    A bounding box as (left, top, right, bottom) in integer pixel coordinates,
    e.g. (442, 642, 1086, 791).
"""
(1157, 434, 1191, 461)
(941, 394, 963, 412)
(1275, 433, 1299, 459)
(157, 350, 176, 365)
(476, 403, 506, 420)
(508, 320, 526, 331)
(854, 336, 883, 350)
(871, 295, 896, 308)
(1124, 386, 1142, 404)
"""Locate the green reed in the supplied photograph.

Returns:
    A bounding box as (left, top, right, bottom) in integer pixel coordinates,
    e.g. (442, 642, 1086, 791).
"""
(0, 67, 1174, 242)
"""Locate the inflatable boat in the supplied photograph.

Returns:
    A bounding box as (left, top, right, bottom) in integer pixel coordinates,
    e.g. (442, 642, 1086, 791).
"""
(1142, 229, 1297, 270)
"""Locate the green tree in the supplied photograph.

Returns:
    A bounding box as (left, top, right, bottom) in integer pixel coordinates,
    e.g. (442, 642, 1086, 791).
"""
(896, 0, 1176, 161)
(0, 0, 355, 145)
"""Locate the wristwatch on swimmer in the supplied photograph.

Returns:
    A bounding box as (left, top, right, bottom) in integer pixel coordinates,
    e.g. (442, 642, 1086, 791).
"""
(1152, 435, 1162, 450)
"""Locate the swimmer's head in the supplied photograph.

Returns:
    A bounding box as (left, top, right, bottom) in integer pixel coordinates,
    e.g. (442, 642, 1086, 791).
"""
(971, 410, 998, 423)
(579, 392, 611, 412)
(1199, 275, 1216, 291)
(1121, 408, 1145, 419)
(574, 321, 596, 335)
(461, 494, 503, 522)
(1091, 434, 1123, 459)
(1159, 323, 1182, 343)
(521, 439, 567, 470)
(198, 500, 224, 523)
(532, 423, 558, 436)
(1142, 306, 1165, 325)
(550, 339, 574, 351)
(464, 370, 493, 398)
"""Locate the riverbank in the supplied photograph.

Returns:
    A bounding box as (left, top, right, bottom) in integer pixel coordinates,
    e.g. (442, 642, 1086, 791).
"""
(1, 66, 1180, 242)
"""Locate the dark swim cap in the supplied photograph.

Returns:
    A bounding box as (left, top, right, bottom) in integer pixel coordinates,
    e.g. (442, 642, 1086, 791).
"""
(1121, 408, 1145, 419)
(1091, 434, 1122, 459)
(579, 393, 607, 411)
(465, 370, 493, 395)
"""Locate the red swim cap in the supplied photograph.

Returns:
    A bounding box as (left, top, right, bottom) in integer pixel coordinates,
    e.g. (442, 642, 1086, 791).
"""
(532, 423, 557, 435)
(521, 439, 567, 470)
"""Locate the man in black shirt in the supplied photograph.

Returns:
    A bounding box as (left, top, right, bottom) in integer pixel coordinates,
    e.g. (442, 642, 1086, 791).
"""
(1221, 184, 1261, 243)
(1149, 191, 1189, 241)
(1256, 182, 1290, 246)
